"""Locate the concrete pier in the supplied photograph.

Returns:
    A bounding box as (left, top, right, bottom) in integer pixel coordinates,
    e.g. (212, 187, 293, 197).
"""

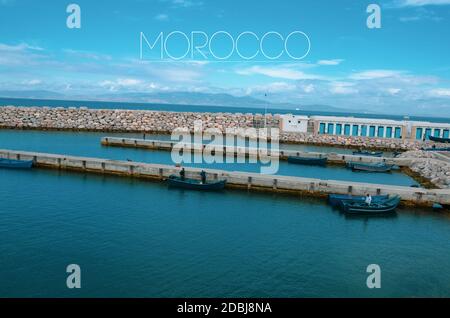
(1, 149, 449, 206)
(101, 137, 413, 166)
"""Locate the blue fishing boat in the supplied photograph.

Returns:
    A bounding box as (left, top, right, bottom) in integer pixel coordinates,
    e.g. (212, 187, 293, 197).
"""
(423, 147, 450, 151)
(346, 162, 394, 172)
(352, 150, 383, 157)
(287, 156, 327, 166)
(328, 194, 389, 207)
(429, 136, 450, 143)
(0, 158, 33, 169)
(168, 175, 226, 191)
(342, 196, 401, 215)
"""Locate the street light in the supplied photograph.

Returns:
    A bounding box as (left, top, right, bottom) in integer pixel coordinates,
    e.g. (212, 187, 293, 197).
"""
(264, 93, 267, 128)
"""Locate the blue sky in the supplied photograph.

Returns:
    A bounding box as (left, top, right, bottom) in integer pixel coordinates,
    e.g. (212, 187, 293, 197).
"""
(1, 0, 450, 114)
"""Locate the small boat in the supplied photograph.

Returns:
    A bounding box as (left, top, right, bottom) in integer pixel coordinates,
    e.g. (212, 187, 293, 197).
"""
(352, 151, 383, 157)
(423, 147, 450, 152)
(432, 203, 443, 211)
(342, 196, 401, 214)
(167, 175, 226, 191)
(0, 158, 33, 169)
(346, 162, 393, 172)
(287, 156, 327, 166)
(328, 194, 389, 207)
(429, 136, 450, 143)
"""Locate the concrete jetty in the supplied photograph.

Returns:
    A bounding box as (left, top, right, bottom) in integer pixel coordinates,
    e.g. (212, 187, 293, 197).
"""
(1, 149, 449, 206)
(100, 137, 413, 166)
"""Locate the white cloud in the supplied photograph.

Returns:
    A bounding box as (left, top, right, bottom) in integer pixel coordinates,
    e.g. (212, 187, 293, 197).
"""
(302, 84, 315, 93)
(170, 0, 203, 8)
(22, 79, 42, 86)
(154, 13, 169, 21)
(430, 88, 450, 97)
(63, 49, 112, 61)
(237, 65, 321, 80)
(350, 70, 404, 80)
(0, 42, 43, 52)
(329, 82, 358, 95)
(317, 59, 344, 66)
(387, 88, 402, 95)
(395, 0, 450, 7)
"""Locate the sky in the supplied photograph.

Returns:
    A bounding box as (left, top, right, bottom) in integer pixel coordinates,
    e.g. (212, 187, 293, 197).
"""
(1, 0, 450, 114)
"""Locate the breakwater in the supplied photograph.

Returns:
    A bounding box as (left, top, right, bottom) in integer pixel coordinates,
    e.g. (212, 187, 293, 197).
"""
(1, 148, 449, 206)
(399, 150, 450, 189)
(0, 106, 441, 151)
(100, 137, 412, 166)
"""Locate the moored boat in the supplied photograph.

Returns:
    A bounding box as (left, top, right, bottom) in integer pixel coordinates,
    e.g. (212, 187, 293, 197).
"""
(167, 175, 226, 191)
(342, 196, 401, 214)
(287, 156, 327, 166)
(0, 158, 33, 169)
(328, 194, 389, 207)
(346, 162, 393, 172)
(429, 136, 450, 143)
(352, 150, 383, 157)
(423, 147, 450, 151)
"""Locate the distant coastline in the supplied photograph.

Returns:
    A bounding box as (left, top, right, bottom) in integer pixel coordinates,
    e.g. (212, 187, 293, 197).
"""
(1, 96, 450, 124)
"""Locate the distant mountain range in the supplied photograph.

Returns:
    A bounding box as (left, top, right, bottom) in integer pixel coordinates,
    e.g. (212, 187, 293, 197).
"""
(0, 89, 358, 114)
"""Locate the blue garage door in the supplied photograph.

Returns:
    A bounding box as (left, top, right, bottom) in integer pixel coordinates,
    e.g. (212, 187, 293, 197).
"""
(369, 126, 376, 137)
(444, 130, 450, 138)
(416, 128, 423, 140)
(327, 123, 334, 134)
(386, 127, 393, 138)
(395, 127, 402, 139)
(377, 126, 384, 138)
(360, 125, 367, 137)
(344, 124, 351, 136)
(336, 124, 342, 135)
(319, 123, 326, 134)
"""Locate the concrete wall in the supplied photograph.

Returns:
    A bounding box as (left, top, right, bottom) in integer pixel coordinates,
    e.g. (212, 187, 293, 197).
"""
(1, 148, 448, 205)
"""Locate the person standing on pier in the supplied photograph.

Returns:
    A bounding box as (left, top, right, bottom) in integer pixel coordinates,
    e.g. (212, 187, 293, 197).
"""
(200, 170, 206, 184)
(365, 194, 372, 206)
(180, 167, 186, 181)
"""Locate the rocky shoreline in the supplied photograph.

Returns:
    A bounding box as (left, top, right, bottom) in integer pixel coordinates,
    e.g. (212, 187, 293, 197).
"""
(399, 151, 450, 189)
(0, 106, 445, 152)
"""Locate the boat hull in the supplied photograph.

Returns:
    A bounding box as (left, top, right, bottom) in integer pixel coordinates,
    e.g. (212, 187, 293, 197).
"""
(352, 151, 383, 157)
(429, 136, 450, 143)
(347, 162, 393, 172)
(287, 156, 327, 166)
(168, 175, 226, 191)
(328, 194, 389, 207)
(423, 147, 450, 151)
(0, 158, 33, 169)
(342, 196, 401, 214)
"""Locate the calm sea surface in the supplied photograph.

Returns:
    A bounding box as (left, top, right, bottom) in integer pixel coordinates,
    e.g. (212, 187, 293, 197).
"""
(0, 128, 449, 297)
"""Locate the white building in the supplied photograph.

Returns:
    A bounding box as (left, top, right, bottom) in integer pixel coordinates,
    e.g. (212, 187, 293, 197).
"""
(280, 114, 450, 141)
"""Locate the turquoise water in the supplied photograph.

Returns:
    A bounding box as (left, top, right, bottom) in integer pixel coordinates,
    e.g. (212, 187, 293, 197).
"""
(0, 168, 449, 297)
(2, 129, 449, 297)
(0, 129, 416, 186)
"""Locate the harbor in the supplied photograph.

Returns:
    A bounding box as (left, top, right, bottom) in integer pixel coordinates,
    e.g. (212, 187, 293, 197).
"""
(1, 148, 449, 206)
(1, 109, 450, 297)
(3, 0, 450, 302)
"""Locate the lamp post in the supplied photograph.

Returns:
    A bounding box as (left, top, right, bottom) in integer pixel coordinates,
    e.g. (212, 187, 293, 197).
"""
(264, 93, 268, 128)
